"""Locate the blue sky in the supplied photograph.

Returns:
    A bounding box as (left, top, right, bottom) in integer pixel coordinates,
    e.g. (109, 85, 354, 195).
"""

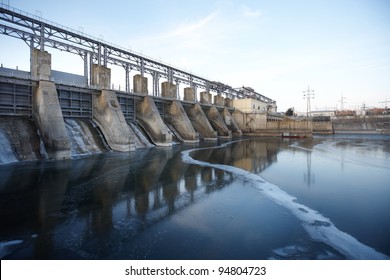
(1, 0, 389, 112)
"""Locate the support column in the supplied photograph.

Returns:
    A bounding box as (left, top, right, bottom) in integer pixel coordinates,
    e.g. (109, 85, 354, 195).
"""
(133, 74, 148, 94)
(31, 49, 71, 159)
(184, 87, 196, 102)
(125, 65, 130, 93)
(83, 51, 88, 86)
(214, 95, 225, 107)
(161, 81, 177, 99)
(153, 72, 159, 96)
(200, 92, 212, 104)
(91, 64, 135, 151)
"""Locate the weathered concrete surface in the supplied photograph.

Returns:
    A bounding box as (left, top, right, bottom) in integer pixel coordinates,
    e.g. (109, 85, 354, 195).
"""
(232, 111, 267, 132)
(233, 110, 312, 137)
(331, 115, 390, 134)
(0, 116, 44, 161)
(30, 49, 71, 159)
(136, 96, 172, 146)
(90, 64, 135, 152)
(33, 80, 71, 159)
(161, 82, 177, 99)
(312, 120, 334, 134)
(225, 98, 234, 108)
(92, 90, 135, 151)
(184, 103, 217, 141)
(214, 95, 225, 107)
(183, 87, 196, 102)
(133, 74, 148, 94)
(30, 49, 51, 80)
(164, 101, 199, 142)
(204, 106, 232, 138)
(265, 118, 312, 137)
(91, 64, 111, 89)
(222, 108, 242, 136)
(200, 92, 212, 104)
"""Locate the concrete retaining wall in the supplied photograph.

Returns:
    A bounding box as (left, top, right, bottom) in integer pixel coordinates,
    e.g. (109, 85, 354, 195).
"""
(331, 115, 390, 133)
(232, 111, 267, 132)
(312, 121, 333, 134)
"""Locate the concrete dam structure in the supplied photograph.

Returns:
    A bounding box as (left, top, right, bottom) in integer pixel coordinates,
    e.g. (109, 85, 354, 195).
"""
(0, 4, 312, 164)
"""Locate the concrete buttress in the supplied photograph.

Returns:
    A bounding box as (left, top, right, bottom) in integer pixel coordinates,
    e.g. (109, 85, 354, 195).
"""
(184, 103, 217, 141)
(31, 49, 71, 159)
(92, 90, 135, 151)
(223, 108, 242, 136)
(164, 101, 199, 142)
(204, 106, 232, 139)
(136, 96, 172, 146)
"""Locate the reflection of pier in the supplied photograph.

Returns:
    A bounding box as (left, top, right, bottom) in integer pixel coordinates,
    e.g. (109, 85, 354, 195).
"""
(0, 139, 283, 258)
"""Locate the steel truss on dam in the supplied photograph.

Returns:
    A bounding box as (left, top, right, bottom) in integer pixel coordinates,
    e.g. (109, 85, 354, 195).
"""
(0, 3, 275, 104)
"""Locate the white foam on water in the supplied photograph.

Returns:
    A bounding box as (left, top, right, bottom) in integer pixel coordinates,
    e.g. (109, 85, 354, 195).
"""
(181, 141, 389, 260)
(0, 129, 18, 164)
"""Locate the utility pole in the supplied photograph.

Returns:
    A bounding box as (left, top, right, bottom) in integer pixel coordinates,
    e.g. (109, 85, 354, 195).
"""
(303, 85, 314, 117)
(379, 99, 389, 109)
(338, 94, 347, 111)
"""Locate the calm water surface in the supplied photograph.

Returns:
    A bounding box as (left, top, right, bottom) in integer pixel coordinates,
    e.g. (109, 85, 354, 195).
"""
(1, 135, 389, 259)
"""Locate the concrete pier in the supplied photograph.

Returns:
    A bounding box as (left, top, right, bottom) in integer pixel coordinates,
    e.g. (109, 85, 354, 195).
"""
(184, 103, 218, 141)
(136, 96, 172, 146)
(91, 64, 135, 152)
(222, 108, 242, 136)
(164, 101, 199, 142)
(204, 106, 232, 139)
(31, 49, 71, 159)
(161, 82, 177, 99)
(214, 95, 225, 107)
(133, 74, 148, 94)
(200, 92, 212, 104)
(184, 87, 196, 102)
(92, 89, 135, 151)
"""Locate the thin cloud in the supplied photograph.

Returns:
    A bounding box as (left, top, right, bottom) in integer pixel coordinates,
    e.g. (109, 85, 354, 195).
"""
(242, 5, 262, 17)
(162, 12, 218, 39)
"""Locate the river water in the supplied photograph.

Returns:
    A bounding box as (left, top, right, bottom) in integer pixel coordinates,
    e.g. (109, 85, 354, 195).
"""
(0, 135, 389, 260)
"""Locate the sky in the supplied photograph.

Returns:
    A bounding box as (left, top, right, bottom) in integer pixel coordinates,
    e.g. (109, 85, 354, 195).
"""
(0, 0, 389, 113)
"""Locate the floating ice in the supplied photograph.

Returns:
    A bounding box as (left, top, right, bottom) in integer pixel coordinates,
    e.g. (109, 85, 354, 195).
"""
(181, 141, 390, 260)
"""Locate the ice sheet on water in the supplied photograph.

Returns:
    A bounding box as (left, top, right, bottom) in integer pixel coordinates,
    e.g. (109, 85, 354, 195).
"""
(181, 141, 390, 260)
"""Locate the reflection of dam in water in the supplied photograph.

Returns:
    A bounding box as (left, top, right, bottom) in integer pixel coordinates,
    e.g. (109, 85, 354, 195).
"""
(0, 140, 280, 259)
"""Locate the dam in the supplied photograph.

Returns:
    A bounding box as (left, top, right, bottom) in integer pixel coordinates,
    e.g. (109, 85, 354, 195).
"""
(0, 4, 314, 163)
(1, 4, 389, 262)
